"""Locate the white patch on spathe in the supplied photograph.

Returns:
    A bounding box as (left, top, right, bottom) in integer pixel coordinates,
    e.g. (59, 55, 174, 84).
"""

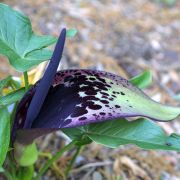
(78, 91, 87, 97)
(79, 84, 88, 88)
(64, 81, 74, 87)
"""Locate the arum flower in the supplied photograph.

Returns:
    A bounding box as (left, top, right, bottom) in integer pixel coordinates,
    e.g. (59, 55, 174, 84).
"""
(11, 29, 180, 166)
(12, 29, 180, 144)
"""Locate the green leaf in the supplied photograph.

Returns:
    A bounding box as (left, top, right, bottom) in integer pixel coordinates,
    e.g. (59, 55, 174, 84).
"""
(158, 0, 176, 6)
(63, 127, 85, 140)
(9, 77, 21, 90)
(14, 141, 38, 166)
(0, 166, 4, 172)
(63, 128, 92, 146)
(0, 88, 25, 106)
(0, 3, 56, 72)
(0, 76, 21, 95)
(18, 166, 34, 180)
(129, 70, 152, 89)
(0, 76, 12, 92)
(63, 118, 180, 151)
(66, 28, 77, 37)
(0, 107, 10, 166)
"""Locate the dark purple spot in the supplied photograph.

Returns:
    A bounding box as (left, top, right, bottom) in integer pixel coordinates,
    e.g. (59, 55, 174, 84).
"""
(115, 105, 121, 108)
(82, 101, 95, 108)
(79, 117, 87, 121)
(102, 95, 108, 99)
(89, 104, 102, 110)
(105, 84, 111, 88)
(71, 107, 88, 117)
(83, 96, 99, 101)
(61, 119, 72, 126)
(100, 112, 106, 115)
(100, 100, 109, 104)
(64, 76, 73, 82)
(85, 90, 97, 96)
(74, 72, 81, 76)
(97, 77, 106, 83)
(89, 77, 96, 81)
(100, 92, 109, 96)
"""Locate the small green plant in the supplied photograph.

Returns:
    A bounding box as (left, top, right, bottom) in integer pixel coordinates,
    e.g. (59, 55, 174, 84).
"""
(0, 3, 180, 179)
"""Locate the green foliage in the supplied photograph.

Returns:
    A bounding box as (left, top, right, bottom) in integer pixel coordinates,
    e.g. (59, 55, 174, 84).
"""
(64, 128, 92, 146)
(0, 76, 12, 92)
(18, 166, 34, 180)
(0, 107, 10, 166)
(129, 70, 152, 89)
(0, 166, 4, 172)
(66, 28, 78, 37)
(155, 0, 176, 6)
(0, 76, 21, 93)
(14, 141, 38, 167)
(63, 118, 180, 151)
(0, 3, 56, 72)
(0, 88, 25, 107)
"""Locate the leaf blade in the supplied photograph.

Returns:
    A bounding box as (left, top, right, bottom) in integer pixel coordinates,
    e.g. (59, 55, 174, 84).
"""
(0, 76, 12, 92)
(129, 70, 152, 89)
(0, 107, 10, 166)
(66, 28, 77, 37)
(0, 3, 56, 72)
(63, 118, 180, 151)
(0, 88, 25, 107)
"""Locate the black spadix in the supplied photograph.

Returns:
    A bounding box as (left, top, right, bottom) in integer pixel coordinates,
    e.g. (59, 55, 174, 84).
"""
(12, 28, 66, 142)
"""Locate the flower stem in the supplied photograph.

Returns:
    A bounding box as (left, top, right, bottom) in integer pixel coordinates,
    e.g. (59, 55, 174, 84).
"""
(23, 71, 29, 91)
(34, 140, 77, 180)
(39, 152, 66, 179)
(2, 170, 14, 180)
(65, 145, 83, 177)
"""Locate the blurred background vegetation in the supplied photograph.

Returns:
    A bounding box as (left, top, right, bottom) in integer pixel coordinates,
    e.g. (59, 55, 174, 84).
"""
(0, 0, 180, 179)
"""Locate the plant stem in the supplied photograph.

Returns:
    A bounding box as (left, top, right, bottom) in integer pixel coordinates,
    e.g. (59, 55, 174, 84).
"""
(65, 145, 82, 177)
(2, 170, 14, 180)
(10, 102, 18, 127)
(34, 140, 77, 180)
(23, 71, 29, 91)
(39, 152, 66, 179)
